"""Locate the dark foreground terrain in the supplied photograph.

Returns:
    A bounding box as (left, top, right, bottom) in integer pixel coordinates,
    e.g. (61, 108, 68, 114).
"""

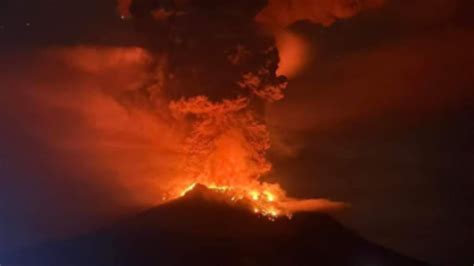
(3, 186, 428, 266)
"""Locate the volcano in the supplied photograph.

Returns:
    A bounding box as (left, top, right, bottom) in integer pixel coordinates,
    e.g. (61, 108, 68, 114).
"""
(4, 185, 427, 266)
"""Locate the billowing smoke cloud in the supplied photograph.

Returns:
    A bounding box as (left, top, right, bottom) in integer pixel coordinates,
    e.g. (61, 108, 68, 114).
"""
(3, 0, 293, 224)
(0, 46, 185, 250)
(117, 0, 385, 27)
(256, 0, 385, 27)
(267, 24, 474, 134)
(255, 0, 385, 77)
(2, 0, 473, 262)
(1, 47, 187, 206)
(117, 0, 385, 78)
(113, 0, 358, 215)
(2, 0, 387, 219)
(1, 0, 388, 249)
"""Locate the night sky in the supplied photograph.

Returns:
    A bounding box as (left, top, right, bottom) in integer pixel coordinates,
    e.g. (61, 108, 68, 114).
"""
(1, 1, 473, 265)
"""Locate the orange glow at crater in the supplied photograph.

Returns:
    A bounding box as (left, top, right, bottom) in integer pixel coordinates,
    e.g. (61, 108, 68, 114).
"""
(175, 182, 286, 219)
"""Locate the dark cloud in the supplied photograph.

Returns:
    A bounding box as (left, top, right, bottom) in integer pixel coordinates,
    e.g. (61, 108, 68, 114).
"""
(1, 1, 473, 265)
(255, 0, 385, 27)
(122, 0, 285, 101)
(264, 1, 474, 264)
(267, 29, 474, 131)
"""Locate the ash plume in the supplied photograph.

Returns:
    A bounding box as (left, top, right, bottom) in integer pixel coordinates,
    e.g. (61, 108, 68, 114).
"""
(1, 1, 472, 263)
(116, 0, 289, 193)
(1, 0, 388, 221)
(255, 0, 386, 78)
(255, 0, 385, 28)
(111, 0, 355, 215)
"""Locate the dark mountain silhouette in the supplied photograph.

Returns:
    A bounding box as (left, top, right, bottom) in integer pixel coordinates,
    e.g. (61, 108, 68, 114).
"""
(3, 185, 428, 266)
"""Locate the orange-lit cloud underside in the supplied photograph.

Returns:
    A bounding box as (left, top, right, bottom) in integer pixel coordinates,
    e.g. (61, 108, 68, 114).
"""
(13, 46, 345, 219)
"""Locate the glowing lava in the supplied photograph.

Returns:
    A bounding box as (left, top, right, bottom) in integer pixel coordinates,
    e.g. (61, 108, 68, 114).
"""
(175, 182, 288, 219)
(168, 180, 347, 220)
(164, 96, 347, 220)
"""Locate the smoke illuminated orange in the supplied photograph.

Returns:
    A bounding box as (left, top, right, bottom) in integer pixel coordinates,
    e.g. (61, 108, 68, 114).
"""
(274, 30, 311, 78)
(112, 0, 348, 219)
(21, 1, 351, 220)
(164, 96, 345, 219)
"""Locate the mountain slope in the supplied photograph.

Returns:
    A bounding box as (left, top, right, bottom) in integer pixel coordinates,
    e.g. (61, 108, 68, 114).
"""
(4, 185, 428, 266)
